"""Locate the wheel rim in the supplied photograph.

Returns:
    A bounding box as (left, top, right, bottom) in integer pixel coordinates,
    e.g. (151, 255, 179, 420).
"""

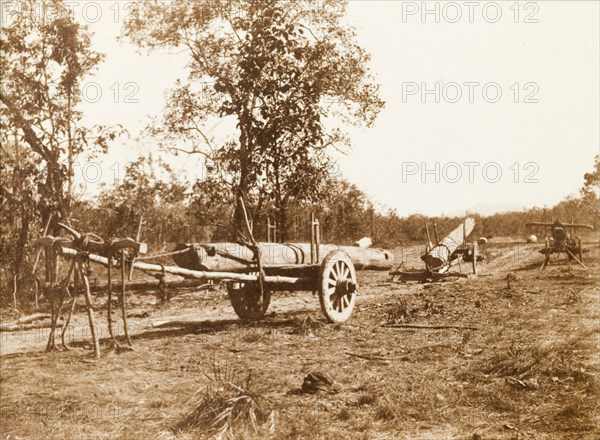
(228, 281, 270, 321)
(319, 251, 357, 323)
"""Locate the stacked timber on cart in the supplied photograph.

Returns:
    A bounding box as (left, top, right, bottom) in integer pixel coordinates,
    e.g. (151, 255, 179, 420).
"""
(172, 242, 393, 272)
(171, 241, 394, 322)
(33, 214, 393, 357)
(391, 217, 482, 283)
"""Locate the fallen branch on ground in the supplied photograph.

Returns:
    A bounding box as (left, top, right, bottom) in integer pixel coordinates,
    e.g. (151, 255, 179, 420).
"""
(381, 324, 479, 330)
(346, 352, 391, 361)
(16, 313, 51, 324)
(152, 319, 240, 329)
(0, 319, 63, 332)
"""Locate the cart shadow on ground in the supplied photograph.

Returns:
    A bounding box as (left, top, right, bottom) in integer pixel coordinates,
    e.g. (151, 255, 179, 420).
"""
(62, 309, 333, 351)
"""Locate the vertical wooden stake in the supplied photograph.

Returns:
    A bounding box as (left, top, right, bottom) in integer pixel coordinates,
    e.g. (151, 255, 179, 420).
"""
(129, 215, 144, 280)
(107, 251, 120, 349)
(12, 275, 17, 309)
(310, 212, 315, 265)
(315, 218, 320, 263)
(120, 253, 132, 347)
(425, 222, 432, 250)
(79, 259, 100, 358)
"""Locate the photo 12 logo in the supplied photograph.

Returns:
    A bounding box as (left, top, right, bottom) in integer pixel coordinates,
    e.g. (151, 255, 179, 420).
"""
(401, 162, 540, 184)
(401, 82, 540, 104)
(81, 81, 140, 104)
(1, 1, 141, 25)
(401, 1, 540, 24)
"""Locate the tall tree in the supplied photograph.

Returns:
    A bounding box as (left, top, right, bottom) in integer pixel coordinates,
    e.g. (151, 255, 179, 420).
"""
(0, 0, 121, 222)
(124, 0, 384, 239)
(0, 0, 118, 283)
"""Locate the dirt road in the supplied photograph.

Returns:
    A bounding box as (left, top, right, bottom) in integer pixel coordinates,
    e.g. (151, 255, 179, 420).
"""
(1, 241, 598, 439)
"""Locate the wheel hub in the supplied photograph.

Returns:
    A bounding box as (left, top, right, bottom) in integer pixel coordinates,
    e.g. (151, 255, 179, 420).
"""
(337, 279, 357, 296)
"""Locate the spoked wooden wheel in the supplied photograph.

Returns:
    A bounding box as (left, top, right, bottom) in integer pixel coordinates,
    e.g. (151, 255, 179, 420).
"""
(227, 280, 271, 321)
(319, 251, 358, 323)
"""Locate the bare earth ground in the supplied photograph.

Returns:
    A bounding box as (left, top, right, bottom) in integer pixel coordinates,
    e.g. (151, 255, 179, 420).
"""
(1, 241, 599, 439)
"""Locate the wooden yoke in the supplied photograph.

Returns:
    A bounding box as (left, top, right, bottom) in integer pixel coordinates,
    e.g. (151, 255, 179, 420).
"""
(43, 224, 148, 356)
(56, 222, 147, 257)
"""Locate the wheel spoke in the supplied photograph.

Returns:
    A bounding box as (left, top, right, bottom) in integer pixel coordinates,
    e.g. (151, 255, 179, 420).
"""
(332, 294, 339, 310)
(341, 266, 349, 280)
(330, 266, 339, 281)
(333, 261, 341, 278)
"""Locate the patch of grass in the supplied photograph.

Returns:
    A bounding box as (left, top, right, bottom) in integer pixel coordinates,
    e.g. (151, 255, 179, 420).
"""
(276, 407, 329, 440)
(290, 315, 325, 336)
(479, 336, 597, 386)
(386, 298, 411, 324)
(375, 403, 396, 421)
(337, 408, 351, 421)
(174, 359, 274, 438)
(459, 332, 600, 435)
(239, 328, 266, 343)
(356, 392, 378, 406)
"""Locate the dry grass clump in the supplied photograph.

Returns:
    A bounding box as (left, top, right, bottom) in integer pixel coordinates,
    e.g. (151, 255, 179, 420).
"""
(462, 334, 599, 434)
(355, 371, 461, 427)
(356, 392, 378, 406)
(386, 298, 411, 324)
(290, 316, 325, 336)
(174, 359, 275, 438)
(480, 336, 596, 387)
(276, 407, 329, 440)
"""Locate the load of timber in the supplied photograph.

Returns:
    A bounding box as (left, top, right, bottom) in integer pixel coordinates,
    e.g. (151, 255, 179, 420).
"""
(172, 242, 394, 272)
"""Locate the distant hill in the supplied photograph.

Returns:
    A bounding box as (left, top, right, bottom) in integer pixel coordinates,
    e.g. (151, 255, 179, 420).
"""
(449, 203, 526, 217)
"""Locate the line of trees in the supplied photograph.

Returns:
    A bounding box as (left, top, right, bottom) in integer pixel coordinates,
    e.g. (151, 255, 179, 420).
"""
(1, 0, 123, 294)
(1, 1, 598, 306)
(68, 153, 600, 249)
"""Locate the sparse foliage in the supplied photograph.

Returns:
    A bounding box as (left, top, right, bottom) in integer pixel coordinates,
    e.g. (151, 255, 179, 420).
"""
(580, 154, 600, 219)
(0, 0, 121, 292)
(123, 0, 384, 238)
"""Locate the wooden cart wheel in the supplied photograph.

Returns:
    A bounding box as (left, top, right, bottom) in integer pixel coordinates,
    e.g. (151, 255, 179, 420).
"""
(227, 280, 271, 321)
(319, 251, 358, 323)
(471, 242, 478, 275)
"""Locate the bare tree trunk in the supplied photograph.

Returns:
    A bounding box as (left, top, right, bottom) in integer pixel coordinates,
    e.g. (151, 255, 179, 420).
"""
(232, 121, 252, 240)
(67, 88, 73, 210)
(14, 205, 30, 286)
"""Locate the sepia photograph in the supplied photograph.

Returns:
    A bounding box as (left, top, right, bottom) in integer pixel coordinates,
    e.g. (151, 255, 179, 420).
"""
(0, 1, 598, 438)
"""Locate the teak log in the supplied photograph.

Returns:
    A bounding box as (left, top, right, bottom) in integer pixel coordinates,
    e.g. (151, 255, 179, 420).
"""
(172, 242, 394, 272)
(59, 248, 313, 285)
(89, 279, 210, 292)
(422, 218, 475, 271)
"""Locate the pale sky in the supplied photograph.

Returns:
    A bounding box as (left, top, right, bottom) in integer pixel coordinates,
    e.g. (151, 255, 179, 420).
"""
(26, 0, 599, 216)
